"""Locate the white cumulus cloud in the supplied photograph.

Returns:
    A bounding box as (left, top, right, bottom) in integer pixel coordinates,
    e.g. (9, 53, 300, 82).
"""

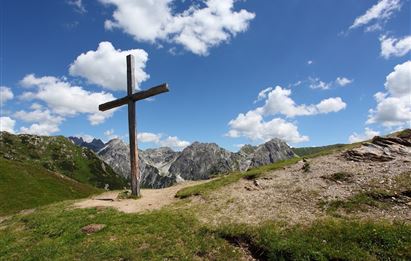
(137, 131, 190, 150)
(159, 136, 190, 150)
(380, 35, 411, 59)
(309, 77, 332, 90)
(20, 123, 60, 136)
(0, 116, 16, 133)
(99, 0, 255, 55)
(14, 108, 63, 124)
(20, 74, 116, 125)
(350, 0, 402, 31)
(226, 85, 347, 144)
(69, 41, 149, 91)
(14, 108, 64, 136)
(315, 97, 347, 113)
(336, 77, 353, 86)
(260, 86, 346, 117)
(254, 87, 273, 103)
(226, 110, 309, 143)
(367, 60, 411, 127)
(0, 86, 14, 106)
(348, 128, 380, 143)
(137, 132, 161, 143)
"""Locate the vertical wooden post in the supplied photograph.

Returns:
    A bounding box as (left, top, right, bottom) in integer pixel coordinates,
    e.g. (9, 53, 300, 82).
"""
(126, 55, 140, 197)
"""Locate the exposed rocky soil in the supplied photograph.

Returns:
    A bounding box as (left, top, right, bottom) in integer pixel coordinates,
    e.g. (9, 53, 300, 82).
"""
(188, 132, 411, 226)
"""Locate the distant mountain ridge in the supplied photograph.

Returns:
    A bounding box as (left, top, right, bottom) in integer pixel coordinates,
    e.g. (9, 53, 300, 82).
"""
(68, 136, 105, 152)
(88, 137, 296, 188)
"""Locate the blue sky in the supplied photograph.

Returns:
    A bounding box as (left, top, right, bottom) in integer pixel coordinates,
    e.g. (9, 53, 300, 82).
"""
(1, 0, 410, 151)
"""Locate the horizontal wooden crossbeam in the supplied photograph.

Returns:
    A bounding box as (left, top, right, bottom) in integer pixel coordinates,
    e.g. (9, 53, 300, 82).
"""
(99, 83, 169, 111)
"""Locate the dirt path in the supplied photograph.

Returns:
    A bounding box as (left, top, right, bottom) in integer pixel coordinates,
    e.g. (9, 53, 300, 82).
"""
(73, 180, 210, 213)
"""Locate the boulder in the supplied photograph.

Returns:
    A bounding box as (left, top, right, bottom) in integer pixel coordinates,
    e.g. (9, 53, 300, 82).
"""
(343, 131, 411, 162)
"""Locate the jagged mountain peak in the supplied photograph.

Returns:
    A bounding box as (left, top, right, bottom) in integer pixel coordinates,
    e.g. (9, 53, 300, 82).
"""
(144, 147, 175, 154)
(239, 144, 257, 155)
(105, 138, 126, 146)
(249, 138, 296, 168)
(68, 136, 105, 153)
(182, 141, 231, 154)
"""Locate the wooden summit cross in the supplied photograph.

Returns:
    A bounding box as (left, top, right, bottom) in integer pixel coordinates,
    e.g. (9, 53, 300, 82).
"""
(99, 54, 169, 197)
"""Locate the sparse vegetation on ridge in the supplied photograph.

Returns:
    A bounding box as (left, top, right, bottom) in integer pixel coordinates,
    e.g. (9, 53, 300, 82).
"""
(292, 143, 347, 157)
(321, 171, 411, 214)
(322, 171, 354, 183)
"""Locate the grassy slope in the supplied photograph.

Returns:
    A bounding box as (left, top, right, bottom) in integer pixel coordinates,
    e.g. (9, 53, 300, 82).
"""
(0, 158, 101, 216)
(0, 202, 409, 260)
(0, 132, 127, 189)
(0, 205, 242, 260)
(218, 219, 411, 260)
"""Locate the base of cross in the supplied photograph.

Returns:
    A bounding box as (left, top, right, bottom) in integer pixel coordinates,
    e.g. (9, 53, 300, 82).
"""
(98, 54, 169, 198)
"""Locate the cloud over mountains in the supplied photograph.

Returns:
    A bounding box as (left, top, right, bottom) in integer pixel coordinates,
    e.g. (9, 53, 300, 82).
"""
(227, 86, 347, 144)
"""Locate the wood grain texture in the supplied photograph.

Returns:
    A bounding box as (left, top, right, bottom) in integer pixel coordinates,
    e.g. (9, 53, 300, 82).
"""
(126, 55, 140, 197)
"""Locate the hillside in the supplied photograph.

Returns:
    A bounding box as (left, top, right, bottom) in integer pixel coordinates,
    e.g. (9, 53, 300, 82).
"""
(0, 158, 100, 215)
(0, 132, 127, 190)
(0, 132, 128, 215)
(0, 130, 410, 260)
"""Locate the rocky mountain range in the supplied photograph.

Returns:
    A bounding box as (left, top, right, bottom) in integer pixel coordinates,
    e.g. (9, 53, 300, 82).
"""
(98, 139, 176, 189)
(68, 136, 105, 152)
(74, 136, 296, 188)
